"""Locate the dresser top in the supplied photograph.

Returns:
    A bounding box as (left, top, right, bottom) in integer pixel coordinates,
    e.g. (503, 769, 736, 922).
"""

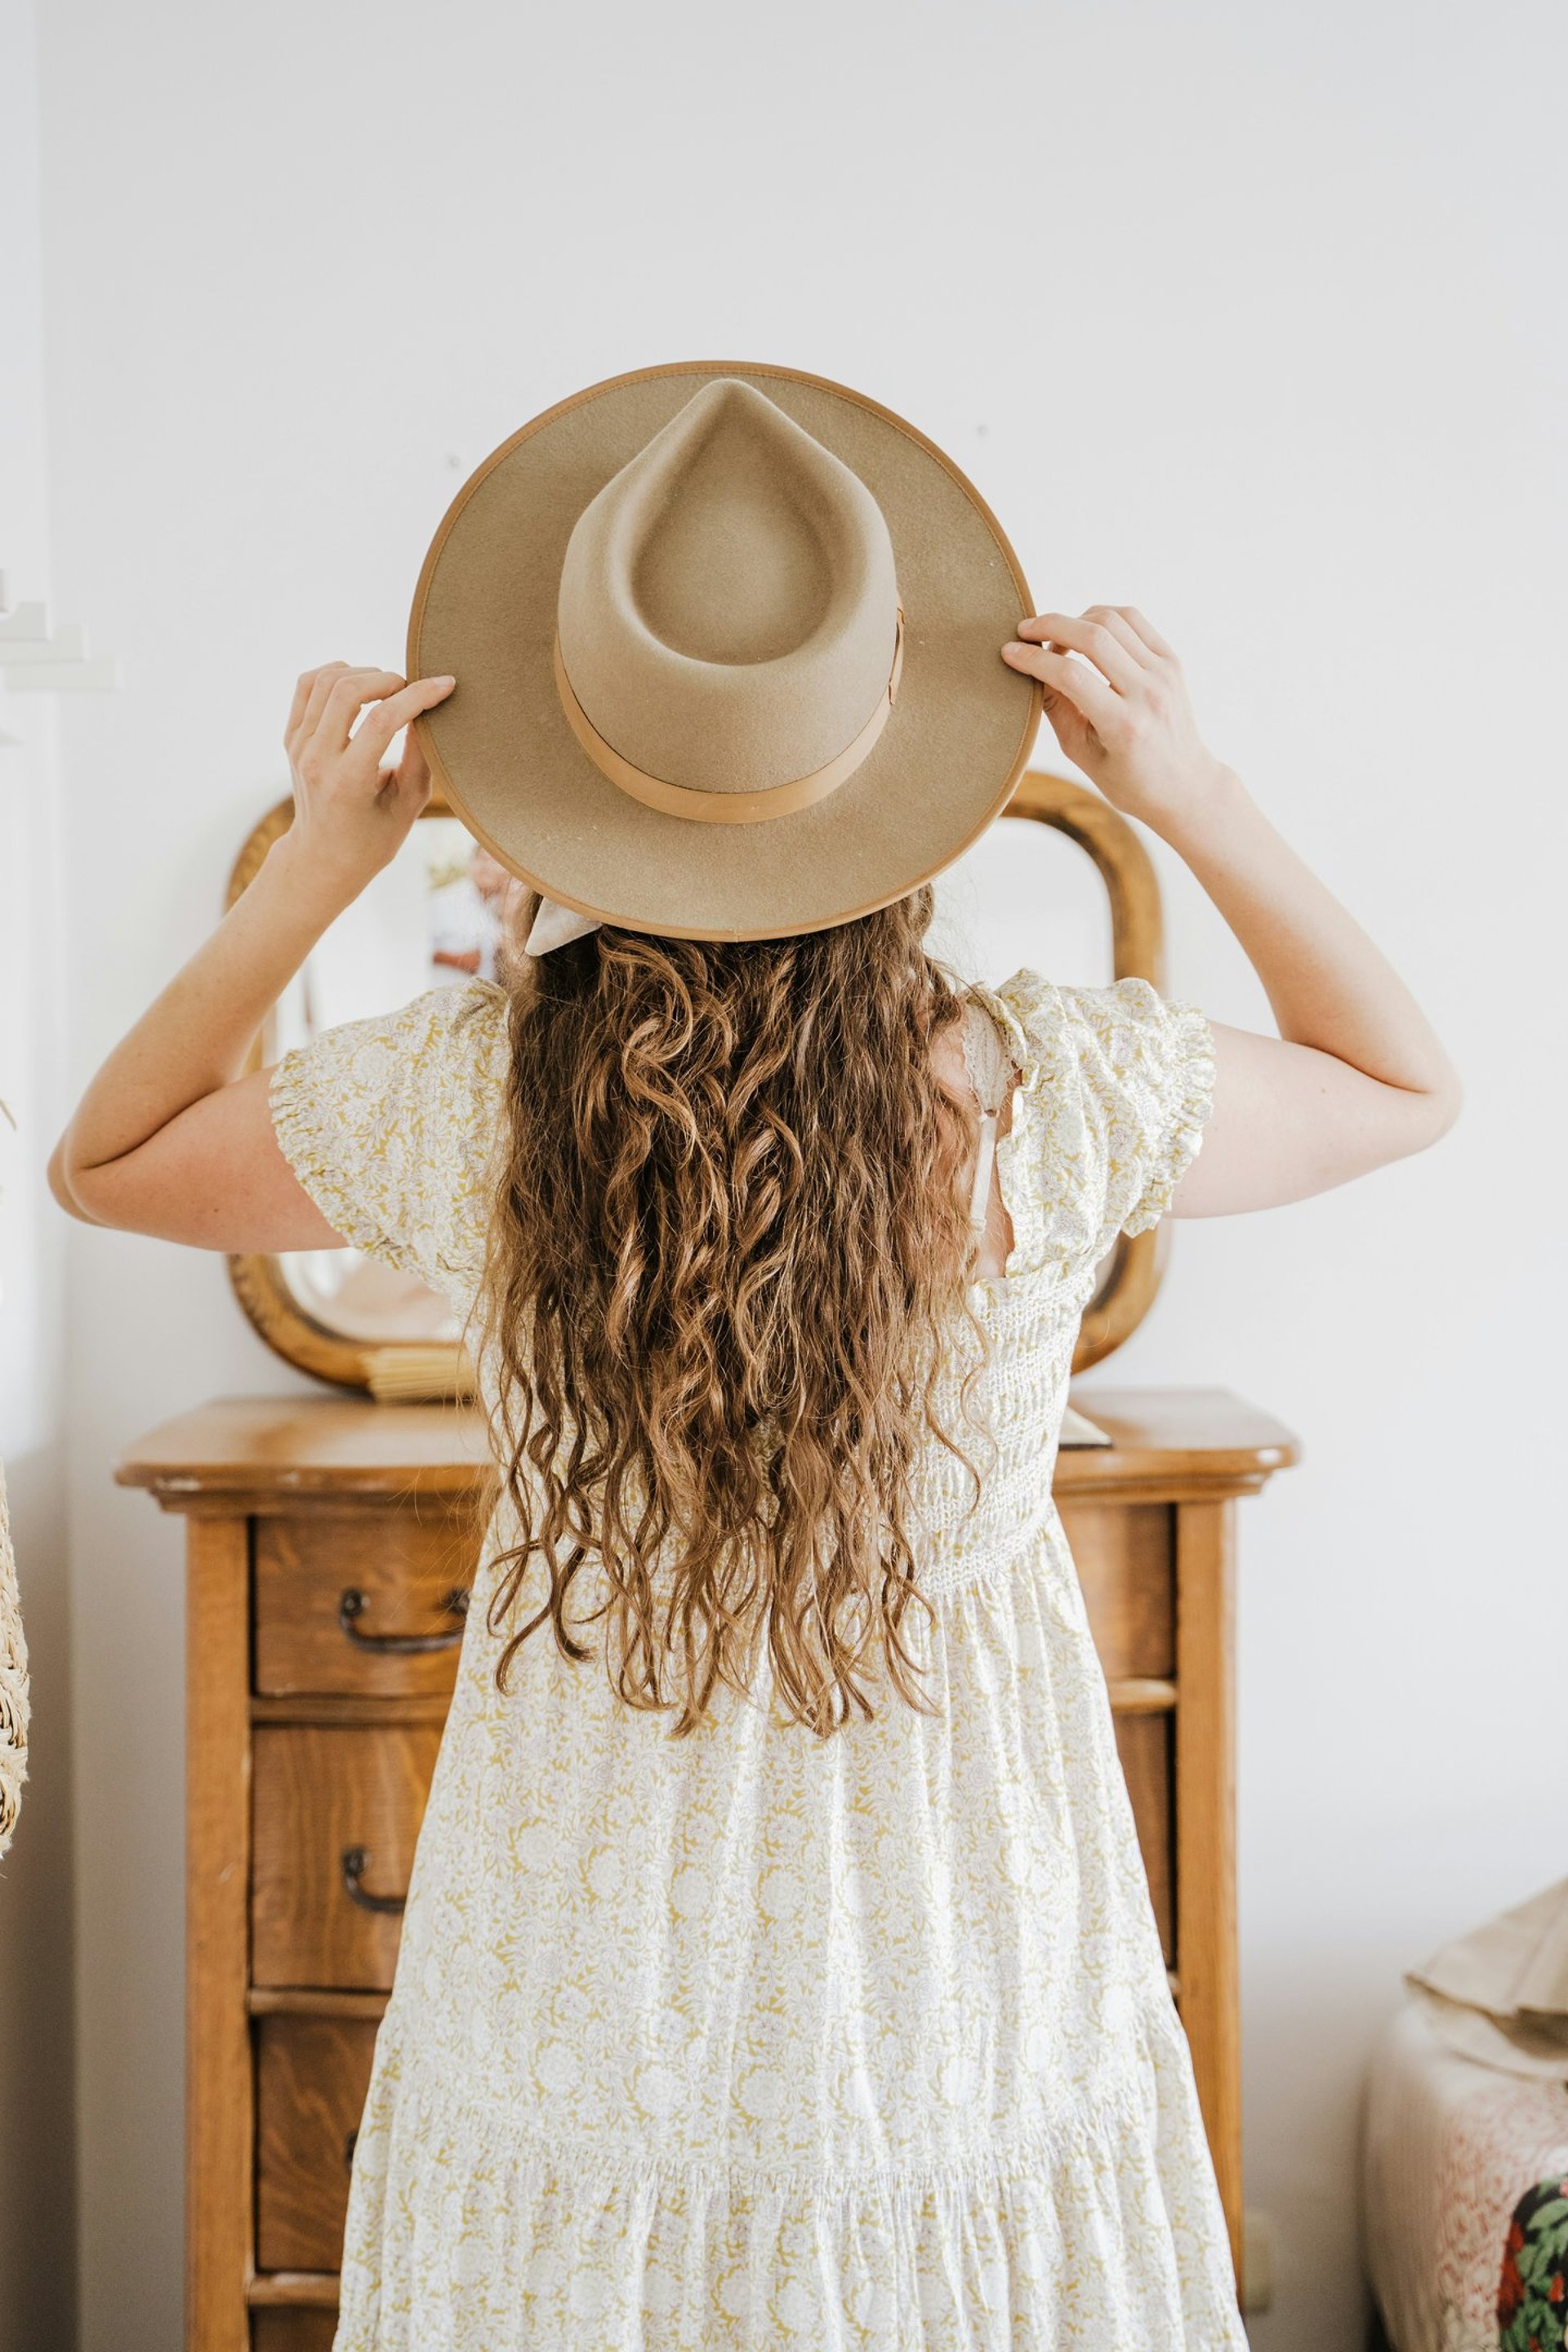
(115, 1388, 1298, 1506)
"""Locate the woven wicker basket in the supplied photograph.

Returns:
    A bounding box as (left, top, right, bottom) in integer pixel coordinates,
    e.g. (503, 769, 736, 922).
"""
(0, 1460, 29, 1859)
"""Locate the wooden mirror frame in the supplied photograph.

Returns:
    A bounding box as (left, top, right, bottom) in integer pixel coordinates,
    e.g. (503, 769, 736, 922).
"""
(226, 769, 1169, 1393)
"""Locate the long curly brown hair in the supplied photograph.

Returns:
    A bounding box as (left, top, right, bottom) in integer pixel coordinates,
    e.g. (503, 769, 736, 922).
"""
(473, 887, 995, 1740)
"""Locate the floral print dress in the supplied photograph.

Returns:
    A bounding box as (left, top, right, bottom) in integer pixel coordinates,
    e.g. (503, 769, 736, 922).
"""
(269, 965, 1241, 2351)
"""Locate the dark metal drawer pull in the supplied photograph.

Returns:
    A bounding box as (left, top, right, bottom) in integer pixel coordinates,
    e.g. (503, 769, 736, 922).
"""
(341, 1846, 408, 1915)
(337, 1584, 470, 1655)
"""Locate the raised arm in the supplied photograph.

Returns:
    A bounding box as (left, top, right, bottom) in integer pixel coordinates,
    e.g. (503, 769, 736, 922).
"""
(48, 662, 456, 1249)
(1002, 607, 1461, 1216)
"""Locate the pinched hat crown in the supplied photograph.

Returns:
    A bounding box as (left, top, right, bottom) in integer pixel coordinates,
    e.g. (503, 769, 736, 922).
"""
(407, 360, 1040, 941)
(553, 380, 904, 824)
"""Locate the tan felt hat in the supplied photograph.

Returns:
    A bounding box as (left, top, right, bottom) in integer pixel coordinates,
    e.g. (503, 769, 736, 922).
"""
(407, 361, 1042, 942)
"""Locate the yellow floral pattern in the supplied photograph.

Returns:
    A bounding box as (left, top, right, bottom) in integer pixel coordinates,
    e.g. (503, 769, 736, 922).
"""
(270, 969, 1239, 2350)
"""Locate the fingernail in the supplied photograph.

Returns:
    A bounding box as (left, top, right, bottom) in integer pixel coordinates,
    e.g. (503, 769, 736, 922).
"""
(1000, 643, 1022, 661)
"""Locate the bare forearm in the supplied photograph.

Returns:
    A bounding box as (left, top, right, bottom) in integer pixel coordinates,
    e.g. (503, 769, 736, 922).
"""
(1155, 767, 1461, 1102)
(54, 835, 350, 1184)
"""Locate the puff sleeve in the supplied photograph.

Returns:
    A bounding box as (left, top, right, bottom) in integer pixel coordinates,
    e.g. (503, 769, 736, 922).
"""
(1058, 976, 1217, 1250)
(268, 978, 511, 1313)
(991, 971, 1218, 1272)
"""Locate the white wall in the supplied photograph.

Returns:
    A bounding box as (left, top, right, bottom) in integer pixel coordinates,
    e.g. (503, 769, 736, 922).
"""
(0, 3, 78, 2348)
(22, 0, 1566, 2343)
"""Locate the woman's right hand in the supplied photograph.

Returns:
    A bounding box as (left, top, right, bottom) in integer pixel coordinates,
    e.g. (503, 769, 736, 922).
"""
(1001, 605, 1233, 839)
(281, 661, 457, 902)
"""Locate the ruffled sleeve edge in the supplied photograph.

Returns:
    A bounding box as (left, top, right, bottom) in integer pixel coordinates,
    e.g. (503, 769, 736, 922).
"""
(1120, 998, 1218, 1238)
(268, 1045, 412, 1272)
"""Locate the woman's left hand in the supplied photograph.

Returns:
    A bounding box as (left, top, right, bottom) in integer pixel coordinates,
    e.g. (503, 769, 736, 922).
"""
(281, 662, 457, 898)
(1001, 606, 1232, 840)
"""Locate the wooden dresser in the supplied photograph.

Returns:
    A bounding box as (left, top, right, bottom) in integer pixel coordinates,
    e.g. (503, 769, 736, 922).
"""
(118, 1385, 1297, 2350)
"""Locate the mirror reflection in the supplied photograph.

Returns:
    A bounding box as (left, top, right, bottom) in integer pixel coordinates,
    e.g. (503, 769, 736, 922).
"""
(927, 808, 1113, 992)
(267, 817, 514, 1347)
(265, 808, 1117, 1350)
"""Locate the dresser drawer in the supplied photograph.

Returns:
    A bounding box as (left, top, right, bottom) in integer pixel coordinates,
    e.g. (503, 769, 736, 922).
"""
(254, 1504, 483, 1699)
(256, 2011, 378, 2273)
(252, 1726, 442, 1989)
(1114, 1709, 1174, 1965)
(1057, 1500, 1174, 1679)
(252, 2315, 337, 2352)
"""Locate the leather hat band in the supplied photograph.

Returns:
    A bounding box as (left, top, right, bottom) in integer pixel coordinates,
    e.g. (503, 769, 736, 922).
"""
(552, 610, 905, 826)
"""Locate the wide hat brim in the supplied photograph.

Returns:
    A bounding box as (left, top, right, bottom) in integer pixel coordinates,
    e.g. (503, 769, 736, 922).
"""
(408, 361, 1043, 942)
